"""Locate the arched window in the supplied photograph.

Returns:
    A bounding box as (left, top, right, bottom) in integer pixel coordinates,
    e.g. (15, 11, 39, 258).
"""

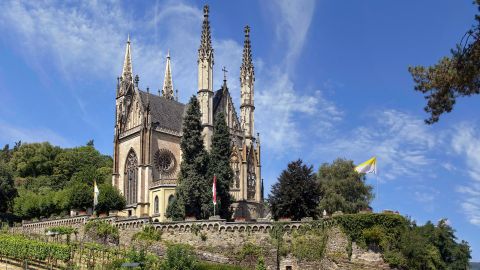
(125, 150, 138, 205)
(154, 196, 159, 214)
(247, 156, 256, 200)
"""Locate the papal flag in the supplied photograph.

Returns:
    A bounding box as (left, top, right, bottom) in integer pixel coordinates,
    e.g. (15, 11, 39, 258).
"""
(355, 157, 377, 174)
(93, 180, 100, 207)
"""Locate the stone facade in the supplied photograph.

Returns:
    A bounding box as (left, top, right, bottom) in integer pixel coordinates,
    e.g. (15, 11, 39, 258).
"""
(111, 5, 263, 221)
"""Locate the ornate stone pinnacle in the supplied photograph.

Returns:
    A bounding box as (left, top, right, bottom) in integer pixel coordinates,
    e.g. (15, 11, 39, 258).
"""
(203, 5, 209, 17)
(198, 4, 213, 63)
(240, 25, 254, 84)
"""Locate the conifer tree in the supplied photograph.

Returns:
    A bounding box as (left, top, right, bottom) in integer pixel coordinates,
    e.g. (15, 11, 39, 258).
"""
(268, 159, 320, 220)
(168, 96, 210, 220)
(208, 112, 234, 219)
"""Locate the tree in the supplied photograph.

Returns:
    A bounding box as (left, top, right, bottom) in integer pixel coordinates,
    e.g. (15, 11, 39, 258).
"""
(9, 142, 61, 178)
(0, 161, 17, 212)
(268, 159, 320, 220)
(317, 159, 373, 215)
(68, 183, 93, 211)
(94, 183, 126, 214)
(169, 96, 210, 220)
(208, 112, 234, 219)
(409, 1, 480, 124)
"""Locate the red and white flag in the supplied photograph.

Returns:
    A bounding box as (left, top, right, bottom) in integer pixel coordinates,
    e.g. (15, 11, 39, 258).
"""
(212, 175, 217, 205)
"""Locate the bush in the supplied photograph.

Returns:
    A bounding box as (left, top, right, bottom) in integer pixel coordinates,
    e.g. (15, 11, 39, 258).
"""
(292, 229, 328, 261)
(132, 225, 162, 242)
(161, 243, 198, 270)
(95, 183, 126, 213)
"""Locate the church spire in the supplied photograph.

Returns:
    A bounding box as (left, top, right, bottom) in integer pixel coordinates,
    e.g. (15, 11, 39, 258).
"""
(240, 25, 254, 86)
(198, 5, 213, 64)
(240, 25, 255, 143)
(162, 50, 174, 100)
(197, 4, 214, 150)
(121, 35, 133, 83)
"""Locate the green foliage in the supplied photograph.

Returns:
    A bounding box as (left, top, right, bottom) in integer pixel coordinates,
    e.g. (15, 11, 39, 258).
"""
(173, 96, 211, 220)
(68, 182, 93, 210)
(332, 213, 471, 270)
(268, 159, 320, 220)
(8, 142, 61, 178)
(6, 142, 113, 219)
(166, 194, 185, 220)
(161, 243, 198, 270)
(236, 242, 263, 268)
(317, 159, 373, 215)
(0, 160, 17, 212)
(255, 257, 267, 270)
(291, 227, 328, 261)
(208, 112, 234, 219)
(0, 233, 71, 262)
(85, 220, 119, 245)
(269, 222, 286, 270)
(197, 262, 247, 270)
(95, 183, 126, 213)
(46, 225, 78, 235)
(408, 1, 480, 124)
(13, 187, 69, 219)
(132, 225, 162, 242)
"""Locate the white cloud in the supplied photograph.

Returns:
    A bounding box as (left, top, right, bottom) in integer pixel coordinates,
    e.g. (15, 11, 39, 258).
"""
(451, 123, 480, 226)
(267, 0, 315, 69)
(320, 109, 438, 181)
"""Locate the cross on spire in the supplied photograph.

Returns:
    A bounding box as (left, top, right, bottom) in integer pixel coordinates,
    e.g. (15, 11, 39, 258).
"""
(222, 66, 228, 81)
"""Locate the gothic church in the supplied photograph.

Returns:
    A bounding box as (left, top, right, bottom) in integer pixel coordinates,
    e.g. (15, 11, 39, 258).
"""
(112, 6, 263, 221)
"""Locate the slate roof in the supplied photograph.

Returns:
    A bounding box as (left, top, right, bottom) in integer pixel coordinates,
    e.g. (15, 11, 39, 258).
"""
(138, 90, 186, 133)
(213, 88, 225, 115)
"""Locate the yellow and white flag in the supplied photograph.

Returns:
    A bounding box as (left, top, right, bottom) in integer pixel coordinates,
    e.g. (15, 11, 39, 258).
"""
(355, 157, 377, 174)
(93, 180, 100, 207)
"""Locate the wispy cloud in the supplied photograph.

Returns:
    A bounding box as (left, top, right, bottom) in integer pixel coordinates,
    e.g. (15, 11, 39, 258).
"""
(267, 0, 316, 70)
(451, 122, 480, 226)
(319, 109, 438, 181)
(0, 120, 71, 147)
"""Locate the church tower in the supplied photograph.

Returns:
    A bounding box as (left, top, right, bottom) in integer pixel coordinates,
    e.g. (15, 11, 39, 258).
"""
(113, 36, 135, 181)
(240, 26, 255, 146)
(162, 50, 174, 100)
(197, 5, 214, 150)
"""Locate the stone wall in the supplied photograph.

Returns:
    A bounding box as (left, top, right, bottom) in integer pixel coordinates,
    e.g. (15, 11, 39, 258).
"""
(17, 215, 392, 270)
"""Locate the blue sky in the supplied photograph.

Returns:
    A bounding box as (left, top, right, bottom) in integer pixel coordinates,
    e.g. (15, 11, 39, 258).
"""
(1, 0, 479, 260)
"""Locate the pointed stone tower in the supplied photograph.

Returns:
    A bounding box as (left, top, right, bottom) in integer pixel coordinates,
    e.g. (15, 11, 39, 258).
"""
(197, 5, 214, 150)
(162, 50, 174, 100)
(113, 35, 135, 185)
(240, 26, 255, 146)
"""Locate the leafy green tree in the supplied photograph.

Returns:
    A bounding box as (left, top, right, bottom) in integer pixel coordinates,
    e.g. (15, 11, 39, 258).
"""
(85, 220, 119, 245)
(161, 244, 198, 270)
(9, 142, 61, 178)
(53, 145, 112, 186)
(208, 112, 234, 219)
(268, 159, 320, 220)
(68, 183, 93, 211)
(317, 159, 373, 214)
(409, 1, 480, 124)
(0, 161, 17, 213)
(94, 183, 126, 213)
(170, 96, 210, 220)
